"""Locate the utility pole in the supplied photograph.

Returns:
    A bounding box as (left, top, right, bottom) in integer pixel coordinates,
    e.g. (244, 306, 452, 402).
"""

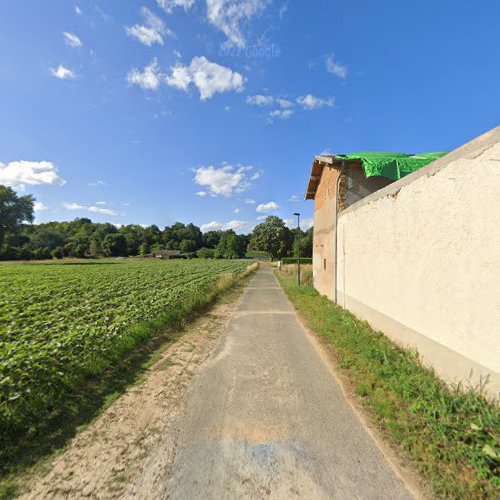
(294, 212, 301, 286)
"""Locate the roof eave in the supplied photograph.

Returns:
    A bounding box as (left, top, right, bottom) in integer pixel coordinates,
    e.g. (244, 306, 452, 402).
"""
(305, 156, 359, 200)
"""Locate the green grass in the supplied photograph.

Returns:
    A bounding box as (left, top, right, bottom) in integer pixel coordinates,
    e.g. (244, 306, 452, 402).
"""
(0, 260, 255, 482)
(277, 273, 499, 499)
(245, 250, 269, 259)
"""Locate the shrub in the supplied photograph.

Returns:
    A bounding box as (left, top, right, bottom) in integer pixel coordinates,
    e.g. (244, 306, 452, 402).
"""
(281, 257, 312, 265)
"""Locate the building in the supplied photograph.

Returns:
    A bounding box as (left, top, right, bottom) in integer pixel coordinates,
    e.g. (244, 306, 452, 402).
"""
(305, 127, 500, 397)
(305, 151, 445, 299)
(151, 250, 181, 259)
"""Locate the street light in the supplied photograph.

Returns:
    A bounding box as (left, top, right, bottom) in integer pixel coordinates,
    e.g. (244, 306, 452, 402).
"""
(293, 212, 301, 286)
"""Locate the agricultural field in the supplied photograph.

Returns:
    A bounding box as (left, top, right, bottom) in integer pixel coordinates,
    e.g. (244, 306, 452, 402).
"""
(0, 259, 249, 449)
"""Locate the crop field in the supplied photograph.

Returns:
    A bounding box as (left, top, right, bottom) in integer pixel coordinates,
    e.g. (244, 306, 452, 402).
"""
(0, 259, 249, 446)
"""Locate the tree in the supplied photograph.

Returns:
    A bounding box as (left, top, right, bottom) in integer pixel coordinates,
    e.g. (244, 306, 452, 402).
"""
(250, 216, 292, 260)
(139, 242, 151, 255)
(202, 230, 222, 249)
(197, 247, 215, 259)
(102, 233, 127, 257)
(0, 185, 34, 252)
(291, 227, 313, 258)
(179, 239, 197, 253)
(215, 230, 247, 259)
(51, 246, 64, 259)
(89, 238, 103, 258)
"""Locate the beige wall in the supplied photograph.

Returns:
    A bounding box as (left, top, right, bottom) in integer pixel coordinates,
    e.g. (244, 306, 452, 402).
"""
(312, 167, 338, 297)
(334, 127, 500, 397)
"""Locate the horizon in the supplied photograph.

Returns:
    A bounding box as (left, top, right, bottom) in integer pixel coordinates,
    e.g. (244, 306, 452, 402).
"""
(1, 1, 499, 234)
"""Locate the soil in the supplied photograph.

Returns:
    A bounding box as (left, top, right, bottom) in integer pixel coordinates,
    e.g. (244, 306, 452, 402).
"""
(20, 293, 243, 499)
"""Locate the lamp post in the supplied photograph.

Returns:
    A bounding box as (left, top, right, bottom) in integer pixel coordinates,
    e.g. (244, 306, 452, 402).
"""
(293, 212, 301, 286)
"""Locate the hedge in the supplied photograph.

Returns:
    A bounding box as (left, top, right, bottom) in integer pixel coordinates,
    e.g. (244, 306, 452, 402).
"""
(281, 257, 312, 265)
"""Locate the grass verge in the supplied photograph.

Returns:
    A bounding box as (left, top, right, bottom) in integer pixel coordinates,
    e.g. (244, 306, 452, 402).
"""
(277, 273, 499, 499)
(0, 263, 258, 498)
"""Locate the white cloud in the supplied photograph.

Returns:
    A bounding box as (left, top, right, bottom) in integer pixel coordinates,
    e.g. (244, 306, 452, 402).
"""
(167, 56, 245, 100)
(95, 201, 107, 205)
(296, 94, 334, 110)
(195, 191, 207, 197)
(50, 65, 77, 80)
(233, 207, 240, 214)
(34, 201, 48, 211)
(200, 221, 222, 232)
(246, 94, 274, 106)
(288, 194, 300, 202)
(89, 180, 107, 187)
(326, 54, 348, 79)
(256, 201, 279, 213)
(201, 219, 252, 233)
(278, 2, 288, 19)
(75, 6, 82, 15)
(156, 0, 196, 13)
(246, 95, 294, 110)
(63, 31, 82, 48)
(166, 63, 192, 92)
(276, 97, 294, 109)
(285, 217, 313, 230)
(0, 160, 66, 189)
(125, 7, 174, 47)
(268, 109, 293, 120)
(194, 164, 256, 197)
(63, 202, 118, 216)
(206, 0, 266, 48)
(127, 58, 163, 90)
(250, 172, 260, 181)
(245, 198, 256, 204)
(226, 219, 252, 232)
(256, 215, 267, 221)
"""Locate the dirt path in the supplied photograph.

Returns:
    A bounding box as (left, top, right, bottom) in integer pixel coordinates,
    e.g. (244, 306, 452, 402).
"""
(24, 267, 417, 499)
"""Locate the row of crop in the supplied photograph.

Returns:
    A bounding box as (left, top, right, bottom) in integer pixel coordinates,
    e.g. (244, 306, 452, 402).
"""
(0, 260, 248, 451)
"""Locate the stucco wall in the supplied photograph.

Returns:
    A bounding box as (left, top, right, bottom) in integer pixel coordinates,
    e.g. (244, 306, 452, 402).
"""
(312, 167, 338, 297)
(335, 127, 500, 396)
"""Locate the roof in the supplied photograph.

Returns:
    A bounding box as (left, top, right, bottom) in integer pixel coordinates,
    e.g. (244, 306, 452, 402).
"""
(305, 151, 448, 200)
(152, 250, 181, 255)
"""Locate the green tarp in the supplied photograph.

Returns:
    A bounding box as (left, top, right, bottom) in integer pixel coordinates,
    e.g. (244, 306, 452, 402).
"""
(336, 151, 448, 181)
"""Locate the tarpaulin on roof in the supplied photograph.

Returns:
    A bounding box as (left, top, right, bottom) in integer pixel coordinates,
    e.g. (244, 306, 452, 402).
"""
(336, 151, 448, 181)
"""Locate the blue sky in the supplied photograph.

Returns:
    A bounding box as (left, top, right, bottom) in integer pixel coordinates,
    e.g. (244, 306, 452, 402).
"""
(1, 0, 498, 232)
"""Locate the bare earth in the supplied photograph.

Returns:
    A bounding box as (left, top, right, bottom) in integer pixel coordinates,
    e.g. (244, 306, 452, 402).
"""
(23, 267, 419, 499)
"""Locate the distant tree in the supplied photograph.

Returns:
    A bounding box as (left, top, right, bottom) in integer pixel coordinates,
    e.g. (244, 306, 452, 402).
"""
(215, 231, 247, 259)
(102, 233, 127, 257)
(179, 239, 197, 253)
(145, 225, 161, 246)
(51, 246, 64, 259)
(202, 230, 222, 249)
(250, 216, 292, 260)
(0, 185, 34, 252)
(139, 242, 151, 255)
(197, 247, 215, 259)
(88, 238, 104, 258)
(65, 234, 90, 258)
(291, 226, 313, 258)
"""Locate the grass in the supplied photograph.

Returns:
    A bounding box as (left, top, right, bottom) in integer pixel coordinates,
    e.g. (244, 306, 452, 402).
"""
(277, 273, 499, 499)
(0, 263, 258, 498)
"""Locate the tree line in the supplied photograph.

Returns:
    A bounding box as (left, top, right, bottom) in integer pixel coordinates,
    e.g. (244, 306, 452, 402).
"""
(0, 185, 312, 261)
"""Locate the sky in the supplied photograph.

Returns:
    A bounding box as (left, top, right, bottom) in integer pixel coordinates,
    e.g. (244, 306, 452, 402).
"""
(0, 0, 499, 233)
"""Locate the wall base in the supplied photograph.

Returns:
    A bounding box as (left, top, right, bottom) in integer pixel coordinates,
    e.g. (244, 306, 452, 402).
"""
(338, 291, 500, 400)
